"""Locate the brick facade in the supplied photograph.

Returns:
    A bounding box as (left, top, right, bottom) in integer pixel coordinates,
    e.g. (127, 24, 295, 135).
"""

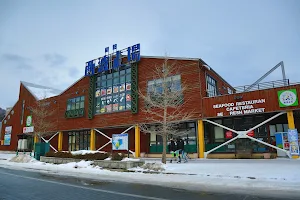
(0, 56, 234, 152)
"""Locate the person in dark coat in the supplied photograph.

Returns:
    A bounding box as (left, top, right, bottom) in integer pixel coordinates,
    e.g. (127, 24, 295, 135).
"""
(177, 137, 187, 163)
(168, 138, 177, 163)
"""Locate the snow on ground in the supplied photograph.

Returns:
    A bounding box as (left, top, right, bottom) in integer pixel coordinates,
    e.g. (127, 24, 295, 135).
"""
(0, 153, 300, 198)
(121, 157, 140, 162)
(0, 152, 15, 160)
(9, 154, 37, 163)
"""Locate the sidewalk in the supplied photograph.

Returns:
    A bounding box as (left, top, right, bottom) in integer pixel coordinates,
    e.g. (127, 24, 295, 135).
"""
(0, 153, 300, 199)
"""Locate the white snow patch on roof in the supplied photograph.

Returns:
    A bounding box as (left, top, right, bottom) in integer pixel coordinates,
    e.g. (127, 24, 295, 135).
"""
(21, 81, 62, 100)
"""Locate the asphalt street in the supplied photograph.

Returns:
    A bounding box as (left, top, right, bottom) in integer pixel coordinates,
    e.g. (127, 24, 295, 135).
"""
(0, 167, 293, 200)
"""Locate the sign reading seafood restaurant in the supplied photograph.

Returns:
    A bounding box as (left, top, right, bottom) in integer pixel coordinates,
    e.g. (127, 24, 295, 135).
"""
(213, 99, 266, 116)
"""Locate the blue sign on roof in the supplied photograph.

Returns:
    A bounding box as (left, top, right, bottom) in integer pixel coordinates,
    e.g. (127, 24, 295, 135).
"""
(85, 44, 140, 77)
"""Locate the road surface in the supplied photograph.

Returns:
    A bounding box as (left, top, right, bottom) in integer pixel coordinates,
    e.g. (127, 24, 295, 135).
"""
(0, 167, 292, 200)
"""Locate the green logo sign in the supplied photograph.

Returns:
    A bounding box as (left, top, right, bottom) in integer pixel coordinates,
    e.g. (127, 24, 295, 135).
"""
(26, 115, 32, 127)
(278, 89, 299, 107)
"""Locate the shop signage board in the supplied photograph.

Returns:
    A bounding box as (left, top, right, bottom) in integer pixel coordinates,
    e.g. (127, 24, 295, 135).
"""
(213, 99, 266, 116)
(23, 126, 34, 133)
(4, 126, 12, 146)
(112, 133, 129, 150)
(288, 129, 299, 156)
(278, 89, 299, 108)
(85, 44, 140, 77)
(275, 132, 289, 157)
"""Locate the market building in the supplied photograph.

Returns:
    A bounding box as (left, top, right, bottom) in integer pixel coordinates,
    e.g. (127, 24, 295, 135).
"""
(1, 44, 299, 159)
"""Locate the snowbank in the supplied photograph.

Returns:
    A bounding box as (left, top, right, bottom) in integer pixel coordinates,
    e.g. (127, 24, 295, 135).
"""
(132, 162, 166, 172)
(121, 158, 140, 162)
(9, 155, 37, 163)
(59, 160, 96, 169)
(1, 153, 300, 198)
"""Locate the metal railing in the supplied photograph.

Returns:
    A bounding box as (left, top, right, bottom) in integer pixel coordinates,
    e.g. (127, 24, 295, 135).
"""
(234, 79, 289, 93)
(205, 79, 300, 97)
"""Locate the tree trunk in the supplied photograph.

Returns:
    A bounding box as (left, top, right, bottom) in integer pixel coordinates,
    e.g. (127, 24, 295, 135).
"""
(162, 134, 167, 164)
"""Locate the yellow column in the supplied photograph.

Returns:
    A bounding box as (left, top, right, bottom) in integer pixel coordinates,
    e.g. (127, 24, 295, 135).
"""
(198, 119, 205, 158)
(34, 135, 39, 152)
(58, 132, 63, 151)
(135, 125, 140, 158)
(90, 129, 96, 151)
(34, 135, 39, 144)
(287, 111, 298, 159)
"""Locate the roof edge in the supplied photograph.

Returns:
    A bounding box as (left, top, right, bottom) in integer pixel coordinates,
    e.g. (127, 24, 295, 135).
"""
(59, 76, 85, 95)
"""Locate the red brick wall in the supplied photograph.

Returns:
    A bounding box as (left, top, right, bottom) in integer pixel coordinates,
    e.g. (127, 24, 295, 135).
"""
(0, 84, 36, 151)
(1, 57, 233, 152)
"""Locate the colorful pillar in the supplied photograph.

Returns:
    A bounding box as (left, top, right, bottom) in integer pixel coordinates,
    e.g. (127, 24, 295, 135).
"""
(197, 119, 205, 158)
(34, 135, 39, 144)
(58, 132, 63, 151)
(287, 111, 298, 159)
(135, 125, 140, 158)
(90, 129, 96, 151)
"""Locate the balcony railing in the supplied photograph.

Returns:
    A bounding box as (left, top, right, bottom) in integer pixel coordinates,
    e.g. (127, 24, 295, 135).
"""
(234, 79, 290, 93)
(206, 79, 299, 97)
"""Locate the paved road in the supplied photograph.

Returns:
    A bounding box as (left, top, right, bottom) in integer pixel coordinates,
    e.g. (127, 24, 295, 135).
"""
(0, 167, 292, 200)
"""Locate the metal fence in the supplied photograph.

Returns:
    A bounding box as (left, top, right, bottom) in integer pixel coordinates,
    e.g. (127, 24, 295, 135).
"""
(205, 79, 300, 97)
(234, 79, 290, 93)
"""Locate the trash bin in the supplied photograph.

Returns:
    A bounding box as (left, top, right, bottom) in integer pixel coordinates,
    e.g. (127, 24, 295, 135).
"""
(34, 142, 50, 160)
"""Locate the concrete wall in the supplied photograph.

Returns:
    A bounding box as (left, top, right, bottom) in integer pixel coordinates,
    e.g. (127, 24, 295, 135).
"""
(40, 156, 144, 169)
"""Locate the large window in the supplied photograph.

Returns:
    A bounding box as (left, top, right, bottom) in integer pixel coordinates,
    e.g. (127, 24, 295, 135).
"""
(206, 75, 217, 97)
(147, 75, 181, 96)
(149, 122, 197, 153)
(68, 130, 90, 151)
(67, 96, 85, 111)
(95, 65, 131, 114)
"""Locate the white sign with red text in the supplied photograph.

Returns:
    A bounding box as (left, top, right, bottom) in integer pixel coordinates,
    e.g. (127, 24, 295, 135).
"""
(23, 126, 34, 133)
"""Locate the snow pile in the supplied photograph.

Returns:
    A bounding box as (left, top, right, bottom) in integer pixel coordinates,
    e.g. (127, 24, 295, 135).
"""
(59, 160, 96, 169)
(70, 150, 106, 155)
(137, 162, 166, 172)
(9, 155, 36, 163)
(121, 158, 140, 162)
(104, 157, 112, 161)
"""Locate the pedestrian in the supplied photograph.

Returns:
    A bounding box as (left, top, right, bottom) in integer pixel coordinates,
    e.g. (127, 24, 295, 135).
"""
(168, 138, 177, 163)
(176, 137, 187, 163)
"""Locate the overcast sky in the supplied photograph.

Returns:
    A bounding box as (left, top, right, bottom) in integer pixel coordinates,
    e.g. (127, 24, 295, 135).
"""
(0, 0, 299, 108)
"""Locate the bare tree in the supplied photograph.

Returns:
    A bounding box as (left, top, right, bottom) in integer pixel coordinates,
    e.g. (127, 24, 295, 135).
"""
(29, 97, 56, 141)
(139, 58, 195, 164)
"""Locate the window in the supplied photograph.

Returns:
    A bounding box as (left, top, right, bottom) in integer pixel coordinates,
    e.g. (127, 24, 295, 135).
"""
(227, 87, 233, 94)
(149, 122, 197, 153)
(148, 75, 181, 95)
(68, 130, 90, 151)
(67, 96, 85, 111)
(147, 75, 182, 107)
(206, 75, 217, 97)
(95, 65, 131, 114)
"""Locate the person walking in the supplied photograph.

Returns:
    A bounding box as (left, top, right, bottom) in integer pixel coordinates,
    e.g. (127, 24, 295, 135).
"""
(177, 137, 187, 163)
(168, 138, 177, 163)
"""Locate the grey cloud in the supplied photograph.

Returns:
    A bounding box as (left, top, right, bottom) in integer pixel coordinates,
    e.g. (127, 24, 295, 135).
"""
(1, 53, 30, 63)
(1, 53, 32, 69)
(44, 53, 67, 66)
